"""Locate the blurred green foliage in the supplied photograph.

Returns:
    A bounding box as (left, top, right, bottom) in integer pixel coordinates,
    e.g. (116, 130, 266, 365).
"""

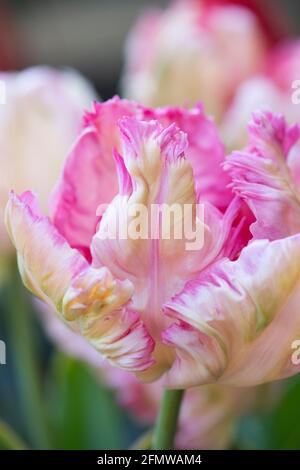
(237, 376, 300, 450)
(46, 353, 134, 450)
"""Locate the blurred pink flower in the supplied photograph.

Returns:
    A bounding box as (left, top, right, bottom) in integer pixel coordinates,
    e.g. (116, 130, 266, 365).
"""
(222, 40, 300, 149)
(122, 0, 270, 120)
(5, 98, 300, 388)
(201, 0, 286, 45)
(0, 66, 96, 255)
(267, 39, 300, 92)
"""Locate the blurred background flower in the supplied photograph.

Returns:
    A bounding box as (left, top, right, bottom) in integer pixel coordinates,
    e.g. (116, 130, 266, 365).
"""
(0, 66, 96, 256)
(1, 0, 300, 451)
(122, 0, 271, 120)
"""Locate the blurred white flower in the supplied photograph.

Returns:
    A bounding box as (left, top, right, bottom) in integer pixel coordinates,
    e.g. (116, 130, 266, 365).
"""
(0, 66, 97, 255)
(122, 0, 269, 121)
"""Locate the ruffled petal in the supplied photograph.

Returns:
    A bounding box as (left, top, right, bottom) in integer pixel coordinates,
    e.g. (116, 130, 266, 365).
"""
(224, 110, 300, 240)
(92, 116, 240, 380)
(50, 97, 138, 256)
(51, 97, 233, 258)
(164, 235, 300, 387)
(5, 191, 88, 311)
(63, 267, 154, 371)
(92, 117, 234, 298)
(142, 103, 232, 210)
(5, 191, 154, 371)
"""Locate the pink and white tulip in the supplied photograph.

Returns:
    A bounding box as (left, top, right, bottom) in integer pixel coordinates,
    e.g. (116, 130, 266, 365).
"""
(5, 97, 300, 388)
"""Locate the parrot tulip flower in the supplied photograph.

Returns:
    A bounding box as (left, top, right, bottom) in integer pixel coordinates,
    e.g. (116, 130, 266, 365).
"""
(5, 97, 300, 389)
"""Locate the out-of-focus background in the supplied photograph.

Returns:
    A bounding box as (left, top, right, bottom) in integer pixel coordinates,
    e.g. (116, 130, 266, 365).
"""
(1, 0, 300, 451)
(4, 0, 300, 98)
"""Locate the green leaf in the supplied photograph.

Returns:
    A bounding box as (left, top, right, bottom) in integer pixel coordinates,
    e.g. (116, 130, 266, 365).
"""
(235, 376, 300, 450)
(46, 352, 132, 449)
(0, 419, 28, 450)
(266, 375, 300, 449)
(2, 267, 52, 449)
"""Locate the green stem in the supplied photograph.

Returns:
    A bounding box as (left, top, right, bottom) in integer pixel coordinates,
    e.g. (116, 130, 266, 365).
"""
(152, 389, 184, 450)
(0, 419, 28, 450)
(5, 268, 51, 449)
